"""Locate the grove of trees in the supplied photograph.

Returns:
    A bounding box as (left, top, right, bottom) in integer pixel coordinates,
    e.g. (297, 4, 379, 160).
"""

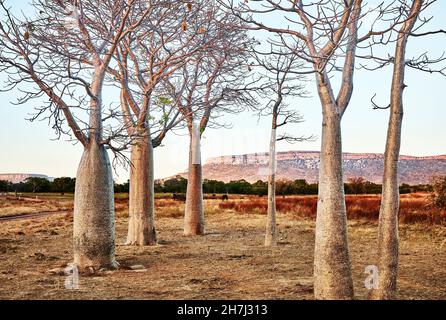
(0, 0, 444, 300)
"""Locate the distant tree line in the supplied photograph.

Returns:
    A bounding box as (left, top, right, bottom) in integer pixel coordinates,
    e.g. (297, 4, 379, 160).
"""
(147, 176, 431, 196)
(344, 177, 432, 195)
(0, 176, 433, 196)
(0, 177, 76, 194)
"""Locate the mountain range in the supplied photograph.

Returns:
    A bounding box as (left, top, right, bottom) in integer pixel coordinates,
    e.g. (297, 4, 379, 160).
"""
(175, 151, 446, 185)
(0, 173, 54, 184)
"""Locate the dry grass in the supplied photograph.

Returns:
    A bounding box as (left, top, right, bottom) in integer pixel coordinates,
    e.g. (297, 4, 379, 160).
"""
(0, 197, 72, 217)
(219, 193, 446, 225)
(0, 194, 445, 300)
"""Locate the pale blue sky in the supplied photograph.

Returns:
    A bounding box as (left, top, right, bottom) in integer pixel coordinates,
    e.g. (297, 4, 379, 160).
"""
(0, 1, 445, 182)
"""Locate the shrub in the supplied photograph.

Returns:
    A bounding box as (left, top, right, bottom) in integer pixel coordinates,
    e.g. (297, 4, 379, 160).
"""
(430, 176, 446, 210)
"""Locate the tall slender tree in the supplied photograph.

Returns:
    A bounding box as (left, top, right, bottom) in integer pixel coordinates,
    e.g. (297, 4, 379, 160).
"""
(222, 0, 362, 299)
(113, 0, 236, 245)
(165, 6, 257, 236)
(374, 0, 423, 300)
(252, 50, 311, 246)
(221, 0, 416, 299)
(113, 0, 218, 246)
(364, 0, 445, 299)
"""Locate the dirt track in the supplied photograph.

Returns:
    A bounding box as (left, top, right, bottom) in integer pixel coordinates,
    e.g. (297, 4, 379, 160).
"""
(0, 210, 71, 222)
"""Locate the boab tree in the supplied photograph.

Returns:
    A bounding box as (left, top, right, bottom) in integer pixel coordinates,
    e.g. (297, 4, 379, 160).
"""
(222, 0, 424, 299)
(165, 8, 257, 235)
(113, 1, 221, 246)
(252, 49, 311, 246)
(0, 0, 151, 270)
(222, 0, 364, 299)
(364, 0, 445, 299)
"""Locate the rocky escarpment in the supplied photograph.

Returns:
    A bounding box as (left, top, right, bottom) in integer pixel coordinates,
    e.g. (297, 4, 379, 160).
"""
(175, 151, 446, 184)
(0, 173, 53, 184)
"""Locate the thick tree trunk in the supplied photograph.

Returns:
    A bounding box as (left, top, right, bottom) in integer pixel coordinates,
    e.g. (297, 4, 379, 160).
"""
(265, 128, 277, 247)
(184, 124, 204, 236)
(73, 142, 118, 270)
(372, 0, 421, 299)
(73, 68, 117, 271)
(126, 130, 157, 246)
(314, 110, 354, 300)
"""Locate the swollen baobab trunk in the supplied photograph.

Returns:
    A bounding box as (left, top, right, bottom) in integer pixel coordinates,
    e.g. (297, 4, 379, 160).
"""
(73, 142, 118, 270)
(0, 0, 146, 272)
(184, 124, 204, 236)
(372, 0, 423, 300)
(126, 129, 157, 246)
(73, 71, 118, 270)
(313, 76, 354, 299)
(265, 127, 277, 247)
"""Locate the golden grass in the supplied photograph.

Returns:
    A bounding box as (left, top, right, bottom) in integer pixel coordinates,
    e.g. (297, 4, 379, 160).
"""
(0, 194, 445, 299)
(218, 193, 446, 225)
(0, 197, 72, 217)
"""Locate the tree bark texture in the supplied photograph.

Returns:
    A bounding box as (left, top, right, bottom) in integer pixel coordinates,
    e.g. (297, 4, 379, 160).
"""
(73, 69, 118, 270)
(265, 127, 277, 247)
(372, 0, 423, 300)
(184, 123, 205, 236)
(313, 73, 354, 299)
(73, 142, 118, 270)
(126, 129, 157, 246)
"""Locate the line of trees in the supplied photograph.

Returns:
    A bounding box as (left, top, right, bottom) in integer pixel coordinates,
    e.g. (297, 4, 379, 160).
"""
(0, 177, 76, 194)
(155, 177, 432, 196)
(2, 176, 429, 196)
(0, 0, 254, 266)
(0, 0, 444, 300)
(219, 0, 445, 299)
(0, 176, 432, 196)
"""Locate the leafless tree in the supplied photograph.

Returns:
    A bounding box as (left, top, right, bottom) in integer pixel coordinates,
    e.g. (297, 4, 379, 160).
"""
(112, 0, 222, 246)
(252, 48, 312, 246)
(219, 0, 422, 299)
(165, 6, 258, 236)
(361, 0, 445, 300)
(219, 0, 364, 299)
(0, 0, 152, 270)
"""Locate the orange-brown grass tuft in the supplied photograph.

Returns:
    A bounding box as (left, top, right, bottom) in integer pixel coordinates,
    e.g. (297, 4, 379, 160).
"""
(218, 193, 446, 225)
